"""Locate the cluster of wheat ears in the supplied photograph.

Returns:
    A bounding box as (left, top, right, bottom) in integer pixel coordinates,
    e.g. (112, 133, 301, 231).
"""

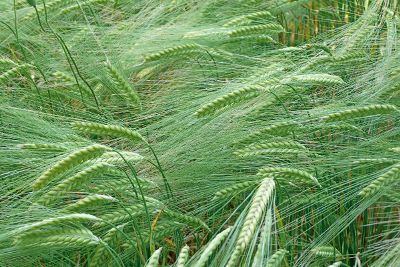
(0, 0, 399, 266)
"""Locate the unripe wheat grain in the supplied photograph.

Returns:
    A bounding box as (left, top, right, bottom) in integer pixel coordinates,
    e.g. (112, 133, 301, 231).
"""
(226, 178, 275, 267)
(41, 162, 113, 205)
(194, 227, 232, 267)
(195, 87, 260, 117)
(239, 122, 298, 144)
(17, 143, 67, 152)
(144, 44, 201, 62)
(163, 209, 210, 232)
(228, 24, 284, 37)
(32, 144, 109, 190)
(265, 249, 288, 267)
(64, 194, 117, 212)
(145, 247, 163, 267)
(16, 213, 100, 234)
(72, 121, 146, 143)
(213, 181, 259, 199)
(176, 245, 190, 267)
(106, 63, 140, 105)
(234, 141, 306, 157)
(223, 11, 273, 27)
(257, 167, 320, 187)
(89, 224, 125, 267)
(284, 73, 345, 86)
(359, 163, 400, 197)
(322, 104, 399, 122)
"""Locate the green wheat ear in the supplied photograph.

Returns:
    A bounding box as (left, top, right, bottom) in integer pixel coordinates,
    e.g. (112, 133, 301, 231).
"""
(228, 24, 284, 37)
(93, 204, 149, 227)
(145, 247, 163, 267)
(144, 44, 202, 62)
(15, 214, 101, 234)
(284, 73, 345, 86)
(311, 246, 342, 259)
(234, 141, 306, 157)
(63, 194, 117, 212)
(213, 181, 259, 199)
(322, 104, 399, 122)
(32, 144, 109, 191)
(163, 209, 210, 232)
(265, 249, 288, 267)
(359, 163, 400, 197)
(15, 227, 99, 247)
(257, 167, 320, 187)
(328, 262, 343, 267)
(40, 162, 113, 205)
(89, 224, 126, 267)
(195, 227, 232, 267)
(223, 11, 273, 27)
(195, 86, 260, 117)
(227, 178, 275, 267)
(0, 64, 32, 84)
(17, 143, 67, 152)
(239, 121, 299, 145)
(176, 245, 190, 267)
(72, 121, 146, 143)
(105, 63, 141, 107)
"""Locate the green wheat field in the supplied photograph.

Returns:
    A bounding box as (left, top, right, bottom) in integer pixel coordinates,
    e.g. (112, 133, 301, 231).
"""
(0, 0, 399, 266)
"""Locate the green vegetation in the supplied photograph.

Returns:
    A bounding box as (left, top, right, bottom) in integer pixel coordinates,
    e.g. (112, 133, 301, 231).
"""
(0, 0, 399, 266)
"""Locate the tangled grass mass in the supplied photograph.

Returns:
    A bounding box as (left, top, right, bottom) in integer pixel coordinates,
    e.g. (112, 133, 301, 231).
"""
(1, 0, 400, 266)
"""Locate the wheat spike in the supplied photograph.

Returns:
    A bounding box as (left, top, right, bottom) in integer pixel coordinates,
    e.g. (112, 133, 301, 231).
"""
(64, 194, 117, 212)
(32, 144, 109, 190)
(328, 262, 343, 267)
(226, 178, 275, 267)
(223, 11, 273, 27)
(214, 181, 259, 199)
(93, 204, 148, 227)
(163, 209, 210, 232)
(228, 24, 284, 37)
(16, 229, 100, 248)
(144, 44, 201, 62)
(257, 167, 320, 186)
(176, 244, 190, 267)
(16, 214, 100, 234)
(265, 249, 288, 267)
(234, 141, 306, 157)
(15, 227, 96, 245)
(194, 227, 232, 267)
(285, 73, 345, 86)
(41, 162, 113, 205)
(196, 86, 260, 117)
(73, 121, 146, 143)
(0, 64, 31, 84)
(240, 122, 298, 144)
(0, 57, 17, 65)
(371, 242, 400, 267)
(106, 63, 141, 105)
(359, 163, 400, 197)
(145, 247, 163, 267)
(322, 104, 399, 122)
(17, 143, 67, 151)
(311, 246, 342, 258)
(252, 208, 273, 266)
(299, 55, 333, 72)
(89, 224, 125, 267)
(59, 0, 107, 15)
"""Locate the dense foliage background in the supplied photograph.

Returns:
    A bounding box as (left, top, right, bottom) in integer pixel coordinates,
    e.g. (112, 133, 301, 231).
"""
(0, 0, 399, 266)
